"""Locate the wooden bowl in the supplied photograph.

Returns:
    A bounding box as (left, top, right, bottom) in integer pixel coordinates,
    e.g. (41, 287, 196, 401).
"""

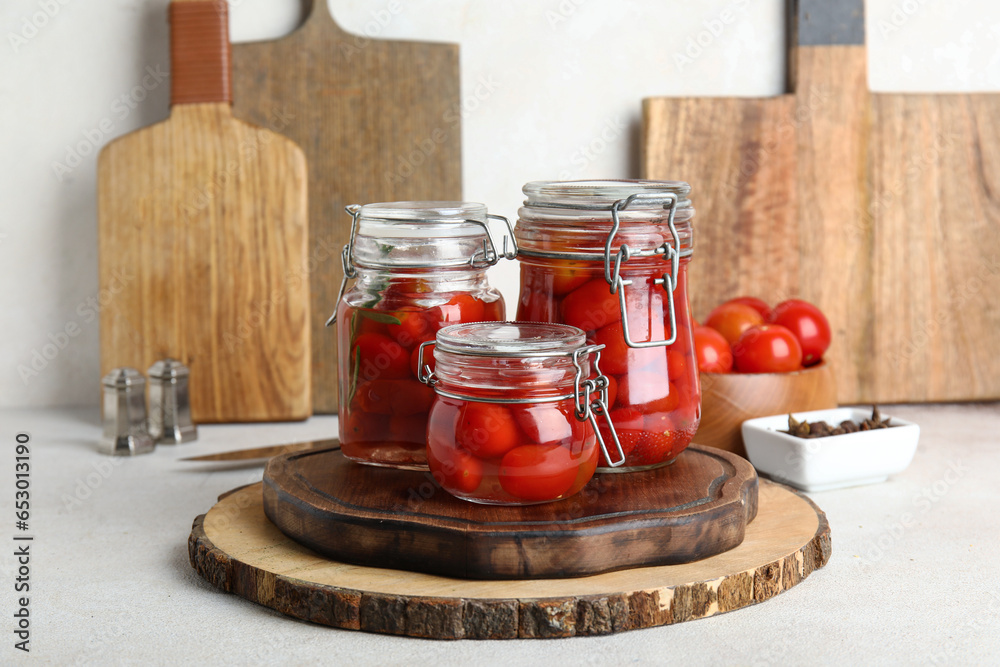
(694, 362, 838, 458)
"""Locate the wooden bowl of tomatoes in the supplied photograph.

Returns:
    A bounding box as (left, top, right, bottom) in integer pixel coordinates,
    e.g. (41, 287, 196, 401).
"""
(692, 297, 838, 457)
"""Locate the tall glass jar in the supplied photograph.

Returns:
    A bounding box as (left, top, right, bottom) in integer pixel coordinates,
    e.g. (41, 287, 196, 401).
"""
(420, 321, 623, 505)
(332, 202, 514, 469)
(515, 180, 700, 472)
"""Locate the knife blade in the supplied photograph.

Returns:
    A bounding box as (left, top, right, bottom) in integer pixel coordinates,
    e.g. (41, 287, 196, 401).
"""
(179, 438, 340, 462)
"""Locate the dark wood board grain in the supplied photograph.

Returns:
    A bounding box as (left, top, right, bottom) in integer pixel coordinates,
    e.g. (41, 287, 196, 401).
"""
(231, 0, 463, 414)
(260, 445, 758, 579)
(189, 479, 830, 638)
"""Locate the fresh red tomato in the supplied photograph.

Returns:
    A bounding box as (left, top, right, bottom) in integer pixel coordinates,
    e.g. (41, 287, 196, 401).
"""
(726, 296, 772, 321)
(704, 302, 764, 346)
(693, 325, 734, 373)
(733, 324, 803, 373)
(387, 309, 433, 348)
(353, 332, 410, 381)
(593, 321, 661, 376)
(616, 371, 679, 413)
(561, 279, 621, 332)
(433, 294, 486, 328)
(428, 441, 484, 494)
(767, 299, 831, 366)
(409, 338, 436, 379)
(498, 445, 578, 502)
(455, 402, 521, 459)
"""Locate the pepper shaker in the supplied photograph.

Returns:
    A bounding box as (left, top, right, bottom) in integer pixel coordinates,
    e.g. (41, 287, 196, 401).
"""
(100, 368, 155, 456)
(148, 359, 197, 444)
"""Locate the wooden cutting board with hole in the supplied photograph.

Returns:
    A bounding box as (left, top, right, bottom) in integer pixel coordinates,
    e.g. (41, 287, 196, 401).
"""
(231, 0, 463, 414)
(643, 0, 1000, 403)
(98, 0, 310, 422)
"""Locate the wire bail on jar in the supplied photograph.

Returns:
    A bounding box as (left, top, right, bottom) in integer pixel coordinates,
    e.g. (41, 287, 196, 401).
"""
(417, 340, 626, 468)
(326, 204, 518, 326)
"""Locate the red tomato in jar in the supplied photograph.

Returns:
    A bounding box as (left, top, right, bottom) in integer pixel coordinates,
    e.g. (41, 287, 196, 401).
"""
(601, 374, 618, 409)
(498, 444, 578, 502)
(666, 349, 689, 381)
(354, 332, 411, 381)
(388, 414, 428, 450)
(355, 379, 435, 416)
(456, 402, 521, 459)
(409, 338, 436, 379)
(512, 403, 581, 447)
(428, 442, 484, 494)
(616, 371, 680, 413)
(518, 288, 559, 322)
(550, 263, 591, 296)
(726, 296, 772, 321)
(704, 303, 764, 346)
(561, 279, 621, 332)
(433, 294, 485, 328)
(481, 298, 505, 322)
(593, 322, 662, 376)
(733, 324, 803, 373)
(693, 325, 734, 373)
(767, 299, 831, 366)
(387, 309, 433, 348)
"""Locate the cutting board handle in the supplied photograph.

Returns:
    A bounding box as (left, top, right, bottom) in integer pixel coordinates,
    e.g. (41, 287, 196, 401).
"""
(169, 0, 232, 106)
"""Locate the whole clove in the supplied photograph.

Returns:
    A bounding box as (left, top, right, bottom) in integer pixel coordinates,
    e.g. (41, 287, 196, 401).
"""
(782, 406, 893, 438)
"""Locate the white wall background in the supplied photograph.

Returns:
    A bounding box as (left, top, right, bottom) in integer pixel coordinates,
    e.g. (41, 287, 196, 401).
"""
(2, 0, 999, 409)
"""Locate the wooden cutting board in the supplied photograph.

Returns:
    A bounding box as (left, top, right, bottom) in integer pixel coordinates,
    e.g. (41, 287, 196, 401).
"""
(643, 0, 1000, 404)
(98, 0, 310, 422)
(190, 479, 830, 638)
(262, 444, 758, 579)
(231, 1, 463, 414)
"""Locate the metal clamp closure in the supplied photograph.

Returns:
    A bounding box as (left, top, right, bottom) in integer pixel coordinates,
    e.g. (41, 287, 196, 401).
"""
(604, 192, 681, 348)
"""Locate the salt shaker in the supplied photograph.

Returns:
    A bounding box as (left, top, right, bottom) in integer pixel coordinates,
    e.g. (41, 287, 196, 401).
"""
(148, 359, 197, 444)
(100, 368, 155, 456)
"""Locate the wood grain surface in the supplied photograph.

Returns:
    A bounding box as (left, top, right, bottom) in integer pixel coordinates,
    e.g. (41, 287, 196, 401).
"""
(231, 0, 463, 414)
(261, 445, 758, 579)
(98, 1, 310, 422)
(643, 0, 1000, 403)
(189, 479, 830, 638)
(697, 361, 838, 457)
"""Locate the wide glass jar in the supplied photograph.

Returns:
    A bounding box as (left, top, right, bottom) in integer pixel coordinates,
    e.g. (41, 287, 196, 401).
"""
(332, 202, 514, 469)
(420, 321, 624, 505)
(515, 180, 700, 472)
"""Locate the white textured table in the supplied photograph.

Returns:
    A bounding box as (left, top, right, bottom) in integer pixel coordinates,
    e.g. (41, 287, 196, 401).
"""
(2, 404, 998, 665)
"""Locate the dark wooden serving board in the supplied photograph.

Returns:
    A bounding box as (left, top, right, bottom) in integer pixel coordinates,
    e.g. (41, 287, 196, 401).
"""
(261, 445, 758, 579)
(189, 480, 830, 639)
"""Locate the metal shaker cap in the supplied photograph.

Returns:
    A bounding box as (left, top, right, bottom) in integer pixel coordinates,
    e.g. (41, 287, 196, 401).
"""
(100, 368, 155, 456)
(148, 359, 197, 444)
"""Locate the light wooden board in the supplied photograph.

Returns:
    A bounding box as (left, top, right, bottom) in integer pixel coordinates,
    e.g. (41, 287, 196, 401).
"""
(643, 0, 1000, 403)
(98, 1, 310, 422)
(188, 480, 830, 639)
(262, 445, 759, 579)
(231, 0, 463, 414)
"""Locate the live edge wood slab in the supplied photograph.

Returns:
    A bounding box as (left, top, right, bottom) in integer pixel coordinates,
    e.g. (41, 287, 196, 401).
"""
(188, 459, 831, 638)
(262, 445, 758, 579)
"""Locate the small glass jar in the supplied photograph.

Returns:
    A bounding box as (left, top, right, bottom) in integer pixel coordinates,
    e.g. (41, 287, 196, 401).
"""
(515, 180, 700, 472)
(419, 321, 623, 505)
(331, 202, 515, 469)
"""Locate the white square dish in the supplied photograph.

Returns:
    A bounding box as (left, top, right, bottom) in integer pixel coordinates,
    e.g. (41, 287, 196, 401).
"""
(741, 408, 920, 492)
